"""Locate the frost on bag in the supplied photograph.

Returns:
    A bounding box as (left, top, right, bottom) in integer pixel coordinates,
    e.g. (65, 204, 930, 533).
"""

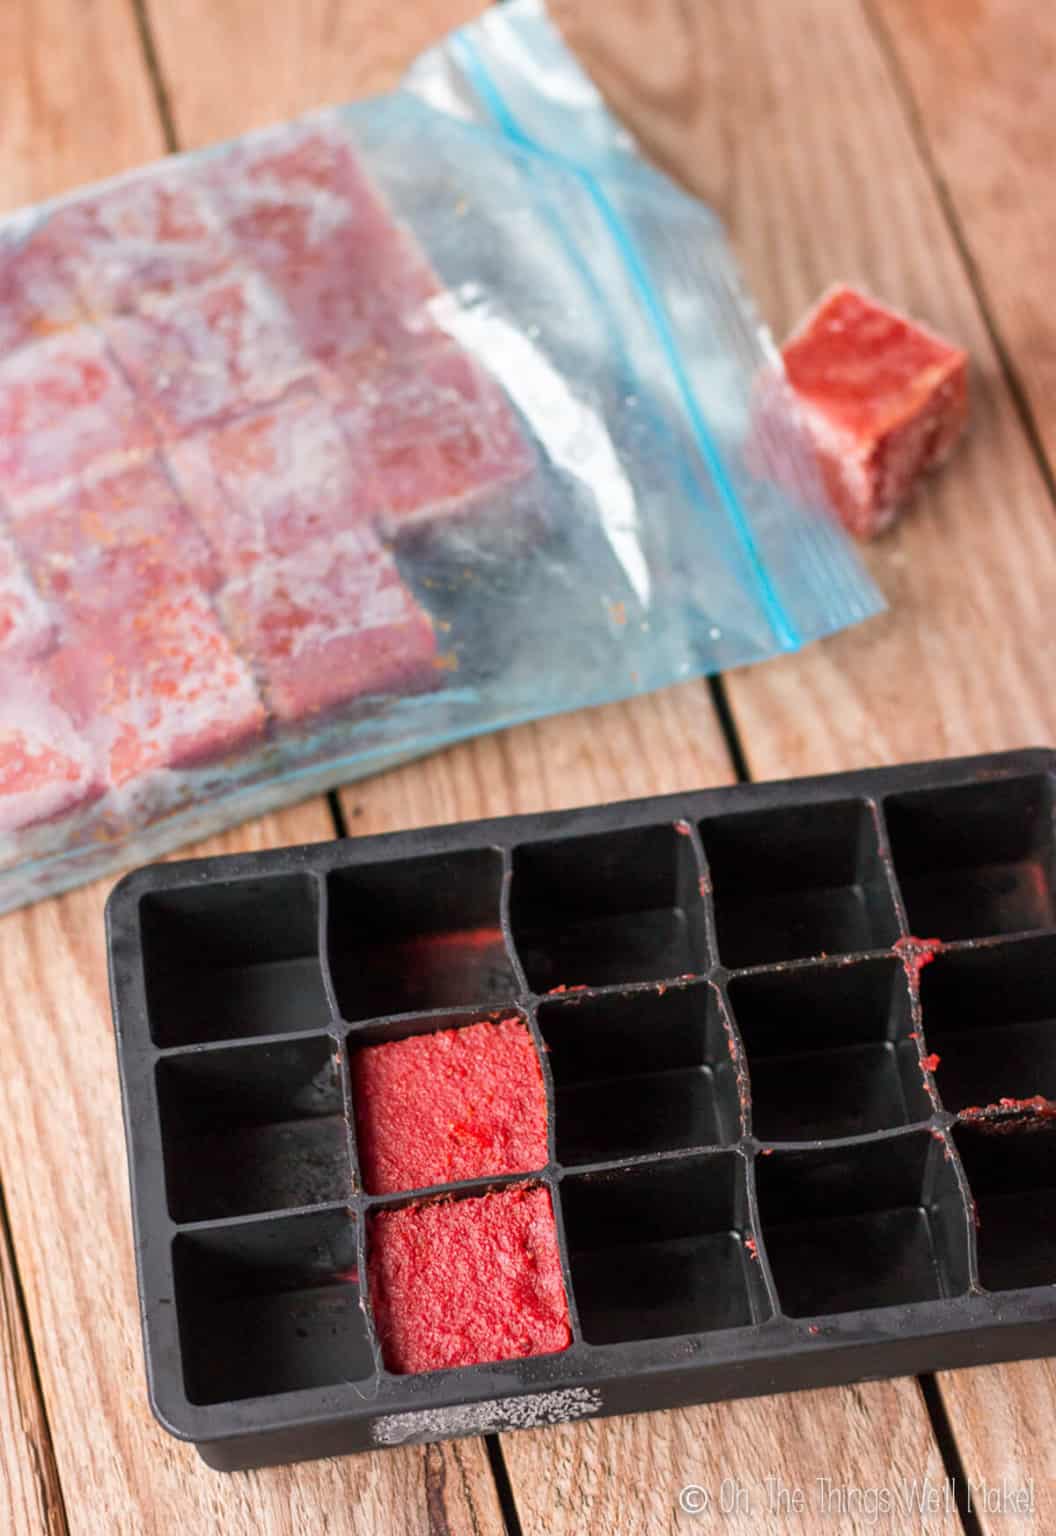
(0, 1, 881, 912)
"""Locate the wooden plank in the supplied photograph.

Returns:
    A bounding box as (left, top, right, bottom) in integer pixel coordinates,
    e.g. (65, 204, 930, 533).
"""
(551, 0, 1056, 1530)
(871, 0, 1056, 480)
(502, 1386, 955, 1536)
(0, 2, 502, 1531)
(0, 1195, 66, 1536)
(0, 4, 165, 1531)
(340, 685, 735, 832)
(146, 0, 487, 147)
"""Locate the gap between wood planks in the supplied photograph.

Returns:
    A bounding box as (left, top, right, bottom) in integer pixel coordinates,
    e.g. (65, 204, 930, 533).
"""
(0, 1182, 68, 1536)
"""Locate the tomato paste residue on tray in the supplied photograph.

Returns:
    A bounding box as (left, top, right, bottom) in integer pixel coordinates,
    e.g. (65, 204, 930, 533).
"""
(957, 1096, 1056, 1134)
(893, 934, 944, 982)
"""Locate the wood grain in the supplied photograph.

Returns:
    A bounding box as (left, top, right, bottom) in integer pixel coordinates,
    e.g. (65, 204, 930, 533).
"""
(502, 1385, 957, 1536)
(0, 4, 165, 1530)
(339, 684, 734, 833)
(555, 0, 1056, 1528)
(0, 1, 502, 1532)
(871, 0, 1056, 480)
(0, 1197, 65, 1536)
(146, 0, 487, 148)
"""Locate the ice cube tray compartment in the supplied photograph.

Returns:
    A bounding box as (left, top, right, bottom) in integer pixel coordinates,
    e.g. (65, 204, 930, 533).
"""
(106, 749, 1056, 1471)
(157, 1034, 351, 1222)
(173, 1209, 371, 1406)
(756, 1132, 971, 1318)
(326, 847, 516, 1019)
(140, 872, 329, 1046)
(537, 982, 741, 1165)
(561, 1153, 770, 1345)
(728, 958, 930, 1142)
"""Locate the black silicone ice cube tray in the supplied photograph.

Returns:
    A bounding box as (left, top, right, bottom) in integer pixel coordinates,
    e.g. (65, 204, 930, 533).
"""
(107, 749, 1056, 1472)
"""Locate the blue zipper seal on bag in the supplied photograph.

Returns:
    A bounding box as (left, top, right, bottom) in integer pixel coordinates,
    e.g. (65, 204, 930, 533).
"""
(452, 31, 801, 654)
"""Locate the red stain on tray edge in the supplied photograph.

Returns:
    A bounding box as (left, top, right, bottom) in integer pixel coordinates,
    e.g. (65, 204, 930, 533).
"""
(957, 1096, 1056, 1133)
(893, 935, 944, 981)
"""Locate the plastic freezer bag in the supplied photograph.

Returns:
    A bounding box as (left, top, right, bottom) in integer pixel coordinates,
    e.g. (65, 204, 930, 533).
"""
(0, 0, 881, 911)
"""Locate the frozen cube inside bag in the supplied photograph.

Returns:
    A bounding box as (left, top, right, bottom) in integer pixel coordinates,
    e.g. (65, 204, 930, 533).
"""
(781, 285, 968, 539)
(11, 456, 221, 602)
(338, 346, 535, 537)
(53, 560, 265, 789)
(0, 528, 54, 660)
(352, 1016, 550, 1195)
(216, 126, 442, 373)
(0, 218, 84, 356)
(166, 389, 367, 577)
(105, 270, 313, 438)
(0, 661, 102, 836)
(367, 1185, 572, 1374)
(221, 526, 437, 723)
(63, 170, 236, 314)
(0, 328, 154, 502)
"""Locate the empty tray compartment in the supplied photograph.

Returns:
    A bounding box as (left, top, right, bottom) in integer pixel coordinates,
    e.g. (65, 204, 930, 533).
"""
(537, 982, 739, 1165)
(157, 1035, 351, 1222)
(885, 775, 1056, 940)
(560, 1154, 768, 1345)
(920, 935, 1056, 1115)
(728, 957, 929, 1142)
(756, 1133, 970, 1317)
(700, 799, 898, 968)
(173, 1209, 371, 1405)
(327, 847, 516, 1021)
(510, 823, 706, 991)
(954, 1125, 1056, 1292)
(140, 873, 330, 1046)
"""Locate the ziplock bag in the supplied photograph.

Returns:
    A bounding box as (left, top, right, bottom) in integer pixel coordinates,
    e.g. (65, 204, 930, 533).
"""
(0, 0, 882, 912)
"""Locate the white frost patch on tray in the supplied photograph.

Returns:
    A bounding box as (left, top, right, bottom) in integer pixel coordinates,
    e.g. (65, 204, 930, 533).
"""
(372, 1385, 602, 1446)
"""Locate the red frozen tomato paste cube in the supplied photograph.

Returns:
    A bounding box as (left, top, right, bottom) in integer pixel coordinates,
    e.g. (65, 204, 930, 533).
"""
(0, 219, 84, 356)
(352, 1016, 549, 1195)
(166, 389, 367, 577)
(781, 285, 968, 539)
(221, 526, 437, 723)
(63, 170, 235, 314)
(0, 661, 101, 836)
(0, 527, 54, 660)
(106, 270, 313, 438)
(368, 1185, 572, 1374)
(11, 456, 221, 602)
(51, 561, 265, 788)
(338, 346, 534, 537)
(0, 328, 154, 502)
(216, 126, 441, 372)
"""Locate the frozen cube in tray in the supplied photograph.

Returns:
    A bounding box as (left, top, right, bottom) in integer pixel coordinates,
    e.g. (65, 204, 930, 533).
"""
(368, 1185, 572, 1374)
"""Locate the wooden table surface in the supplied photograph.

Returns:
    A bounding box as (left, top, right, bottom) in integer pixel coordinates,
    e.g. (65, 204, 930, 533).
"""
(1, 0, 1053, 1531)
